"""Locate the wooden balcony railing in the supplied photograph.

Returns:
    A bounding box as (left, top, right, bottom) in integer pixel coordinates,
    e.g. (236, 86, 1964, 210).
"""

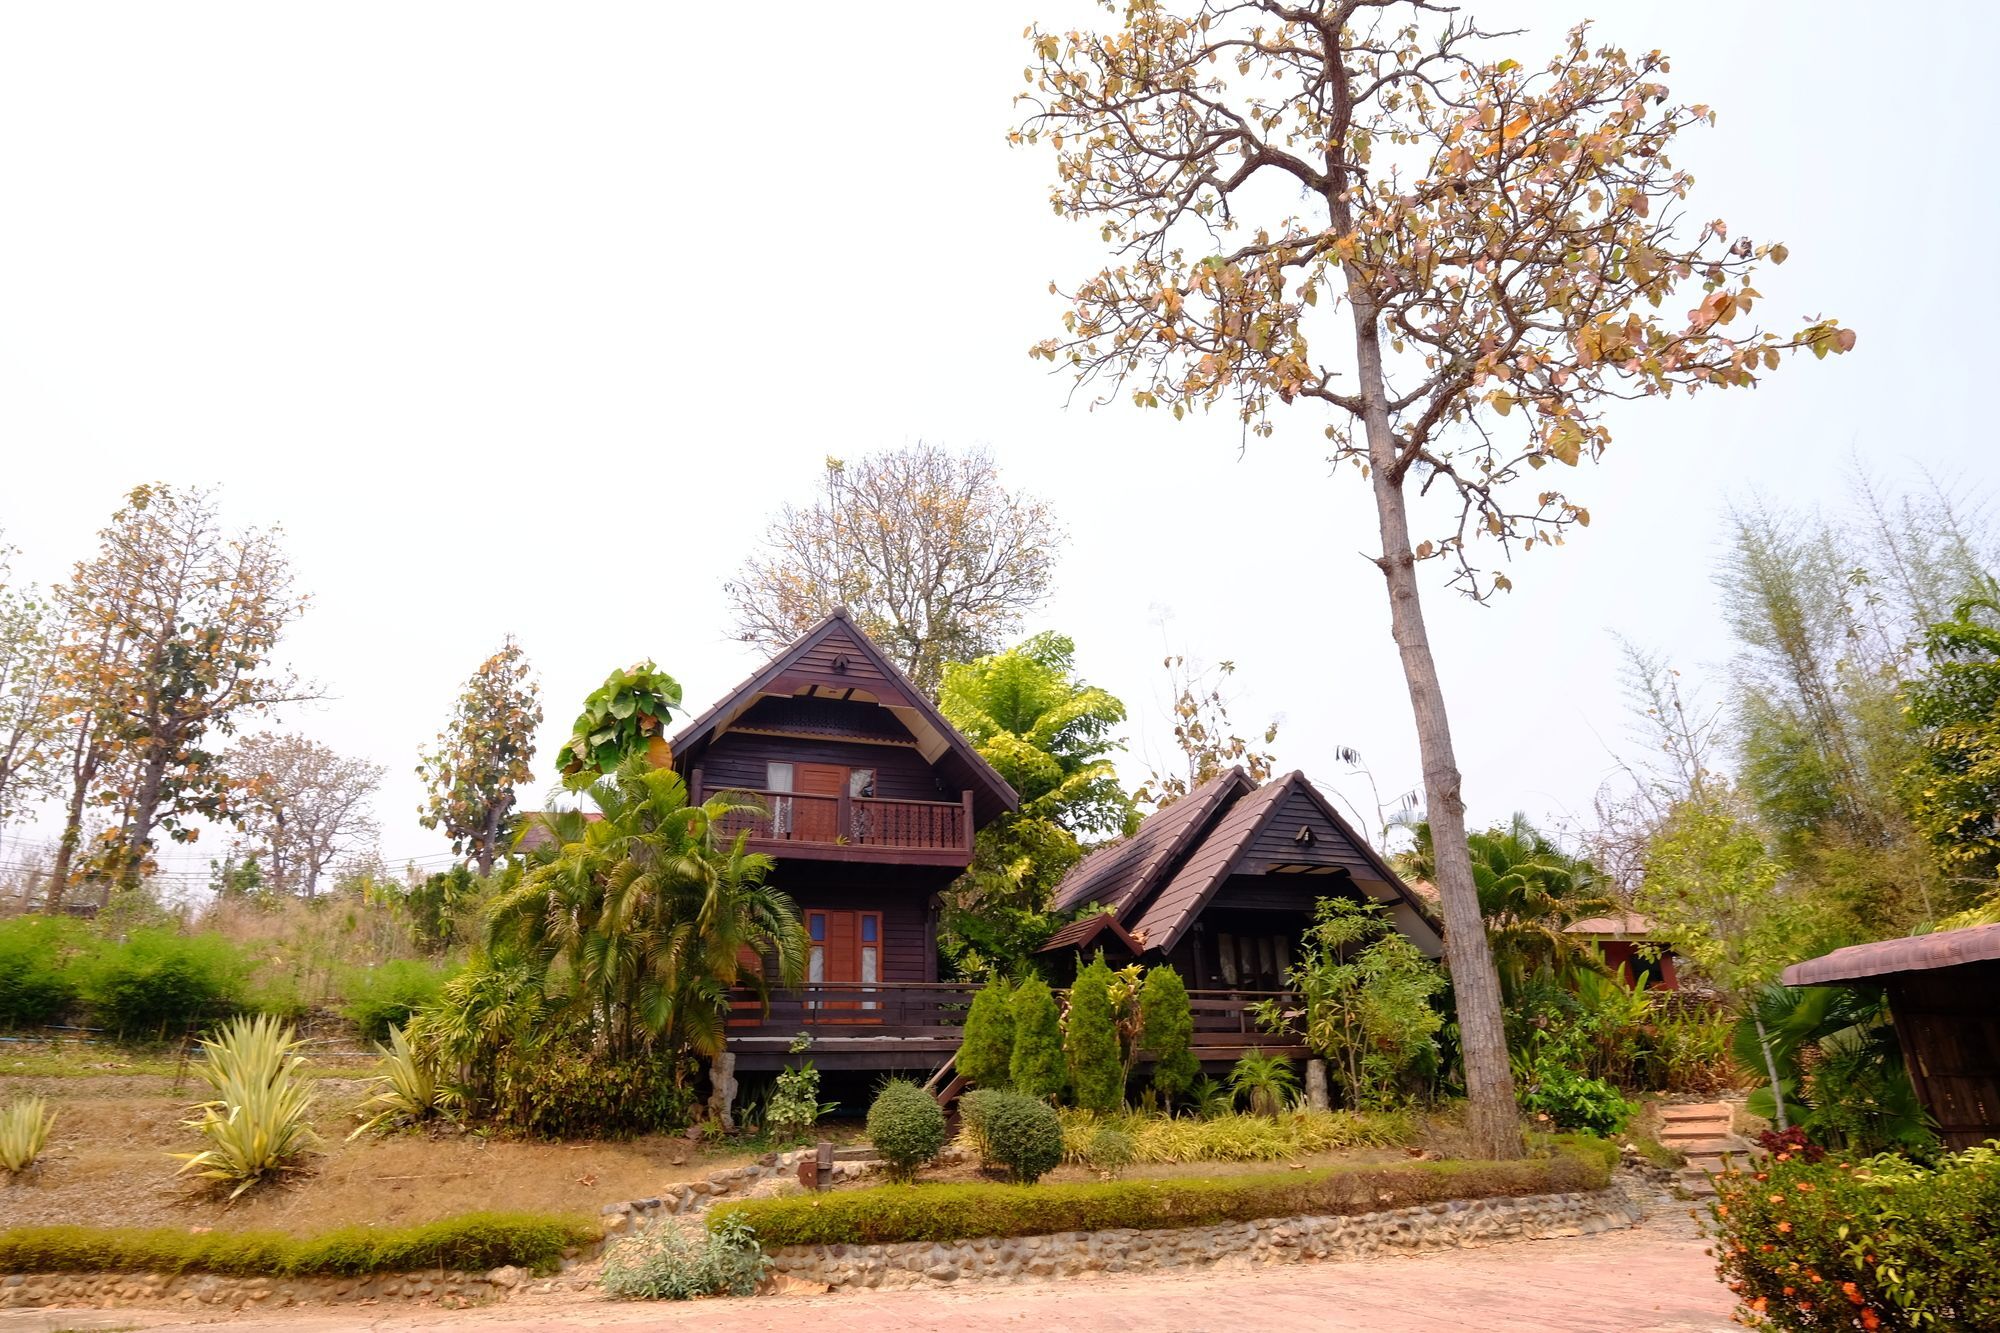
(694, 776, 974, 861)
(724, 984, 1303, 1060)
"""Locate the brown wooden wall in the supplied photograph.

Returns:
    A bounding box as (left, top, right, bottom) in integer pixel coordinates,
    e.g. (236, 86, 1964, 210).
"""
(1888, 961, 2000, 1150)
(764, 866, 942, 984)
(1239, 786, 1382, 877)
(698, 730, 951, 803)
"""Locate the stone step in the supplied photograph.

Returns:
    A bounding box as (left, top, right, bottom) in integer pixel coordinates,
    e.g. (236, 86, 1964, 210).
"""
(1657, 1130, 1740, 1149)
(1659, 1105, 1733, 1124)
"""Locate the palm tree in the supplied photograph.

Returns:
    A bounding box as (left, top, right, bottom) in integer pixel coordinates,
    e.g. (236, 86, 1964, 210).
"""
(1398, 814, 1614, 995)
(488, 758, 807, 1069)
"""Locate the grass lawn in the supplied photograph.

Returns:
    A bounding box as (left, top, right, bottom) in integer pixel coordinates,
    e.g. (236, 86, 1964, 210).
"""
(0, 1048, 789, 1233)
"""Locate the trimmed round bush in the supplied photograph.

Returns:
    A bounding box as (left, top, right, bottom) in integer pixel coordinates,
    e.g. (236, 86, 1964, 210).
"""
(976, 1090, 1065, 1185)
(866, 1079, 948, 1181)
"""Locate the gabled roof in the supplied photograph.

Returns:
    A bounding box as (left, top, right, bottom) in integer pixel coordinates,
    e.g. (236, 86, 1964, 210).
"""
(1565, 912, 1661, 939)
(1039, 911, 1149, 959)
(667, 609, 1018, 824)
(1045, 768, 1442, 958)
(1050, 768, 1254, 916)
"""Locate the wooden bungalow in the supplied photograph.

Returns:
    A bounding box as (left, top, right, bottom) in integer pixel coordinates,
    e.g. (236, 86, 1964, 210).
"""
(1782, 923, 2000, 1151)
(670, 609, 1018, 1074)
(1564, 912, 1681, 990)
(1039, 768, 1443, 1062)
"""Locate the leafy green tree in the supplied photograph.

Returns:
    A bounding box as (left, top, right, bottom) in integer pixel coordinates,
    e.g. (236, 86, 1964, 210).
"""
(487, 758, 807, 1069)
(1901, 594, 2000, 892)
(417, 637, 543, 875)
(1063, 956, 1124, 1113)
(1138, 965, 1199, 1104)
(558, 661, 684, 787)
(1270, 897, 1444, 1110)
(956, 977, 1016, 1090)
(1399, 814, 1613, 996)
(1008, 974, 1066, 1101)
(938, 632, 1134, 972)
(1019, 0, 1853, 1161)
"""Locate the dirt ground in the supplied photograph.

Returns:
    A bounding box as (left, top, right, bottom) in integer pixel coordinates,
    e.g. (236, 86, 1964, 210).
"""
(0, 1069, 770, 1232)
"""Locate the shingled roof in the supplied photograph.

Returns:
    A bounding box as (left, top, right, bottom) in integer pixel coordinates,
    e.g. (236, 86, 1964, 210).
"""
(1047, 768, 1441, 958)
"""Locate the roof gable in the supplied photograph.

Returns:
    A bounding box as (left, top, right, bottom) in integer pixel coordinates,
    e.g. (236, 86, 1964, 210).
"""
(1050, 768, 1441, 959)
(668, 610, 1018, 823)
(1049, 768, 1254, 917)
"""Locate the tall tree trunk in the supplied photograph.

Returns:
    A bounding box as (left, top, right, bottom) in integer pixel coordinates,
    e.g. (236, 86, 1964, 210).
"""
(1753, 1013, 1789, 1132)
(1349, 298, 1522, 1161)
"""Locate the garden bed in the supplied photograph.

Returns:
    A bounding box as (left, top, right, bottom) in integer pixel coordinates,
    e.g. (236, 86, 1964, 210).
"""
(714, 1138, 1617, 1247)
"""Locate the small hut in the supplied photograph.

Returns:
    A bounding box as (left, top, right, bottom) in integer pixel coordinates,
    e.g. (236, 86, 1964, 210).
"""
(1564, 912, 1680, 990)
(1782, 923, 2000, 1150)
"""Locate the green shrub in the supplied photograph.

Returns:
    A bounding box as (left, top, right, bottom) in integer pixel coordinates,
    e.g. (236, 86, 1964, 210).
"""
(1517, 1058, 1636, 1136)
(715, 1142, 1614, 1247)
(1053, 1108, 1418, 1165)
(0, 1212, 595, 1276)
(766, 1039, 832, 1142)
(957, 978, 1015, 1090)
(173, 1015, 322, 1198)
(1710, 1142, 2000, 1330)
(965, 1089, 1065, 1184)
(1008, 975, 1065, 1101)
(339, 960, 451, 1043)
(866, 1079, 948, 1181)
(0, 915, 85, 1028)
(1139, 965, 1199, 1104)
(1, 1095, 55, 1172)
(491, 1038, 693, 1139)
(347, 1025, 460, 1139)
(78, 929, 251, 1038)
(1086, 1125, 1135, 1176)
(1228, 1052, 1298, 1117)
(601, 1212, 764, 1299)
(1064, 957, 1124, 1113)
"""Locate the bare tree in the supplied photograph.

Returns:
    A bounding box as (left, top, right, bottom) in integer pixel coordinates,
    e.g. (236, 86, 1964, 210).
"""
(228, 732, 384, 897)
(724, 445, 1062, 694)
(1019, 3, 1852, 1156)
(0, 545, 65, 842)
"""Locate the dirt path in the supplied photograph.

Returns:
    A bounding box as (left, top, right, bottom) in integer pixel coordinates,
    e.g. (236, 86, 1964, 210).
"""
(0, 1211, 1736, 1333)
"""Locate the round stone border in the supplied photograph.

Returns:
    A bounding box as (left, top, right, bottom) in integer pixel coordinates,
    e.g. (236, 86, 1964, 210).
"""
(760, 1186, 1646, 1290)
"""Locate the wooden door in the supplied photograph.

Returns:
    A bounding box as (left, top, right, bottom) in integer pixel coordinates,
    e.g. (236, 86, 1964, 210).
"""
(807, 908, 883, 1020)
(793, 764, 846, 842)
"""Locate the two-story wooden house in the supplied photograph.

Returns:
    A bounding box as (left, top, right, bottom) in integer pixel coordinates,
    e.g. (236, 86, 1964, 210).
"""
(666, 609, 1017, 1074)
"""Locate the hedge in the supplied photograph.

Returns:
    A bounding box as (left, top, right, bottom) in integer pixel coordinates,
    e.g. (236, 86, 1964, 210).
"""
(0, 1211, 597, 1277)
(712, 1139, 1615, 1248)
(1709, 1142, 2000, 1330)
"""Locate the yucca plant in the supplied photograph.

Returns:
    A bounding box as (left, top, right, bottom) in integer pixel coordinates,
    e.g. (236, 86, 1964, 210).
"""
(0, 1095, 55, 1173)
(172, 1014, 322, 1199)
(347, 1024, 461, 1140)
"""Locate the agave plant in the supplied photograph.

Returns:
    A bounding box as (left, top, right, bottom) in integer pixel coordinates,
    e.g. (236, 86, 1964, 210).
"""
(347, 1024, 461, 1140)
(172, 1014, 322, 1199)
(0, 1095, 55, 1173)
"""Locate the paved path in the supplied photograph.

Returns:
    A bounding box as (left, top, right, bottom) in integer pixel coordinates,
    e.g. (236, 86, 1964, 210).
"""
(0, 1213, 1736, 1333)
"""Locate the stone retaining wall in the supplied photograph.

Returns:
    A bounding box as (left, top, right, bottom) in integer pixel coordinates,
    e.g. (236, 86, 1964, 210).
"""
(0, 1263, 533, 1312)
(762, 1187, 1645, 1290)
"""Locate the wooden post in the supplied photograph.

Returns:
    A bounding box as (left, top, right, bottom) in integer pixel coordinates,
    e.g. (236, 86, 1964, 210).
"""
(960, 791, 975, 854)
(1305, 1059, 1331, 1113)
(690, 766, 704, 804)
(837, 783, 852, 844)
(816, 1140, 835, 1191)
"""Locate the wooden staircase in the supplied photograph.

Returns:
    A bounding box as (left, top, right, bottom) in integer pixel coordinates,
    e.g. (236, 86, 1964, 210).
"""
(1657, 1101, 1751, 1197)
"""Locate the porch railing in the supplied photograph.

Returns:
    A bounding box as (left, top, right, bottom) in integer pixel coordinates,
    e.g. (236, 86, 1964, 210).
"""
(698, 781, 974, 857)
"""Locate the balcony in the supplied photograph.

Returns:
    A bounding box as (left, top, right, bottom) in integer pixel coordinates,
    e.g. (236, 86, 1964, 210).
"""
(694, 779, 975, 867)
(723, 984, 1305, 1071)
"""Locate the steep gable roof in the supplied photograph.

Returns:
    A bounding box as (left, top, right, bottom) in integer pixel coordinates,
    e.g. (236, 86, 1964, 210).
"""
(1127, 770, 1441, 956)
(667, 609, 1018, 824)
(1049, 768, 1254, 916)
(1046, 768, 1442, 959)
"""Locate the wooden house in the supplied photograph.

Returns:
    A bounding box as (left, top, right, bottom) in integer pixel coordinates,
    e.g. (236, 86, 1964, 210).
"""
(1039, 768, 1442, 1061)
(1783, 923, 2000, 1151)
(668, 609, 1017, 1073)
(1563, 912, 1681, 990)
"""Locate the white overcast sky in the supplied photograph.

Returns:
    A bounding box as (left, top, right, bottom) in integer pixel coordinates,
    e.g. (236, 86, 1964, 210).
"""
(1, 3, 1993, 886)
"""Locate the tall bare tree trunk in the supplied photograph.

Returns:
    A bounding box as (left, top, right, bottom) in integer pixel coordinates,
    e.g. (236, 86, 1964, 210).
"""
(1350, 297, 1522, 1161)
